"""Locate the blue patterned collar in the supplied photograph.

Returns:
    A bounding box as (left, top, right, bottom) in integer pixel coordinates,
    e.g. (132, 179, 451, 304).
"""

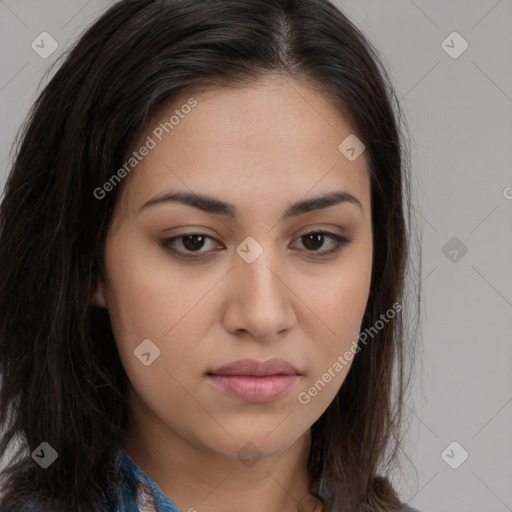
(114, 445, 180, 512)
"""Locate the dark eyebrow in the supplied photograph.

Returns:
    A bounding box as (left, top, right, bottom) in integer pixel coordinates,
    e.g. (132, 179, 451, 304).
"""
(140, 190, 362, 218)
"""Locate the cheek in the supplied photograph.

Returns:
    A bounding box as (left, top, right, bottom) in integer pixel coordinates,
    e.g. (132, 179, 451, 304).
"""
(103, 242, 222, 395)
(316, 279, 370, 341)
(308, 247, 372, 342)
(103, 250, 212, 436)
(297, 252, 372, 408)
(104, 237, 214, 342)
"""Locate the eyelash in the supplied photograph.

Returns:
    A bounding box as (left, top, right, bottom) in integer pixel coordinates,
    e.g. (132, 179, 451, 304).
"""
(160, 230, 352, 260)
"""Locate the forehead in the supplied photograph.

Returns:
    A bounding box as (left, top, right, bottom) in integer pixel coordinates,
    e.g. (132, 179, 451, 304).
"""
(118, 75, 370, 218)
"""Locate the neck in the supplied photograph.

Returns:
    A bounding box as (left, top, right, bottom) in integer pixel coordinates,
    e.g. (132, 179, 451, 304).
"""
(122, 393, 315, 512)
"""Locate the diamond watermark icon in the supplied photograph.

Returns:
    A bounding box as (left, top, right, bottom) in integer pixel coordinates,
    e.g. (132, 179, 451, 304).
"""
(31, 32, 58, 59)
(236, 442, 263, 468)
(134, 339, 161, 366)
(236, 236, 263, 264)
(338, 134, 365, 161)
(441, 441, 469, 469)
(442, 236, 468, 263)
(441, 31, 468, 59)
(31, 442, 58, 469)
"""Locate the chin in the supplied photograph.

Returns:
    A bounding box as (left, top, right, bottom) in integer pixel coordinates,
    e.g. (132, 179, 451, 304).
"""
(197, 423, 308, 462)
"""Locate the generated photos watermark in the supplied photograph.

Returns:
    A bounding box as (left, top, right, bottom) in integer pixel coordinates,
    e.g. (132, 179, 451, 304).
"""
(93, 97, 198, 200)
(298, 301, 402, 405)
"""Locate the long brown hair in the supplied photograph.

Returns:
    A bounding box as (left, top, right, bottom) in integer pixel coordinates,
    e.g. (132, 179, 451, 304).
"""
(0, 1, 420, 510)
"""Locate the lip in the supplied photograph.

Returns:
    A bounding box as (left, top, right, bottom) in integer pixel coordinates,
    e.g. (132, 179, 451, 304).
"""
(209, 358, 300, 376)
(207, 358, 301, 403)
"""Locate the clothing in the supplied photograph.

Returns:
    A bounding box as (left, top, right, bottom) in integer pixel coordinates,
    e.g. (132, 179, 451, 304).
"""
(113, 446, 179, 512)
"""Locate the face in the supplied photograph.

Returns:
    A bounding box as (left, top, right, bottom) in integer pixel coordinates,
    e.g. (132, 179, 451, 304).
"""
(94, 75, 373, 461)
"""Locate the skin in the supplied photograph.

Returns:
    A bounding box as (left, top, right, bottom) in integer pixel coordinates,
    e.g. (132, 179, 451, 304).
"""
(93, 74, 373, 512)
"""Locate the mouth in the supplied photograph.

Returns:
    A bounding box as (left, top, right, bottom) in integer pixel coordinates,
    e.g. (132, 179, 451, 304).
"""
(206, 358, 301, 403)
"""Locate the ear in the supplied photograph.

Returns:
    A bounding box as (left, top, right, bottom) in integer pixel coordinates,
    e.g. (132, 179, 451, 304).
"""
(91, 280, 107, 308)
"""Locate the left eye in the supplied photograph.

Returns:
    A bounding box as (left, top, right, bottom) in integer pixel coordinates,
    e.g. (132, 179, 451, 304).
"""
(161, 230, 352, 258)
(293, 230, 352, 254)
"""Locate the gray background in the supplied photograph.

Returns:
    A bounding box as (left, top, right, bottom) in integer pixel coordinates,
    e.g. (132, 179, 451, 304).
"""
(0, 1, 511, 511)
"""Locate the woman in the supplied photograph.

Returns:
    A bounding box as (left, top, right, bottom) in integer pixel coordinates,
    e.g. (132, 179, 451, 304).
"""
(0, 0, 421, 511)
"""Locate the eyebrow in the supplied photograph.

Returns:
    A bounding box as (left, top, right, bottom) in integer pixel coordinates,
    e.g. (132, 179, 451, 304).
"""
(140, 189, 362, 219)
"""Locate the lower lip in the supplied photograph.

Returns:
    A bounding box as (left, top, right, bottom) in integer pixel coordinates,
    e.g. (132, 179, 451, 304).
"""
(207, 374, 299, 403)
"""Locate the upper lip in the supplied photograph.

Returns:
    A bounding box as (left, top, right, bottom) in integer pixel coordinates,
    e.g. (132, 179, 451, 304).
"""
(208, 358, 301, 376)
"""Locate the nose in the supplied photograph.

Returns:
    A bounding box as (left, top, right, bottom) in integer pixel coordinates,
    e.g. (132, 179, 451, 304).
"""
(221, 248, 296, 342)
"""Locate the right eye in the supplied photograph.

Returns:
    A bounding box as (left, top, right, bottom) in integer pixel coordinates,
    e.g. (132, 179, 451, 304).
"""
(160, 233, 225, 259)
